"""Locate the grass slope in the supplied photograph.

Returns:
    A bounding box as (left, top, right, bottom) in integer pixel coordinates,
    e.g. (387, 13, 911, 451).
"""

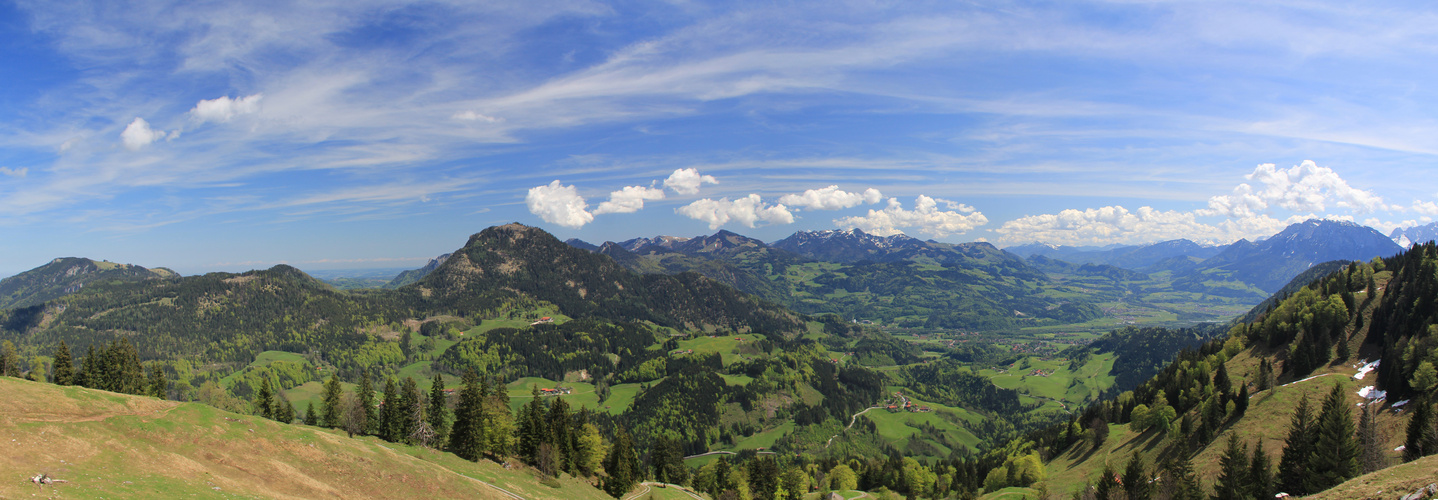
(0, 376, 616, 500)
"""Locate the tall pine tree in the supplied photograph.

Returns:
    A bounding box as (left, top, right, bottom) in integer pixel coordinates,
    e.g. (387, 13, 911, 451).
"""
(1277, 395, 1314, 495)
(603, 426, 640, 498)
(1211, 432, 1250, 500)
(1248, 440, 1274, 500)
(1403, 398, 1436, 462)
(52, 341, 73, 386)
(1308, 382, 1360, 491)
(428, 372, 450, 446)
(321, 373, 342, 428)
(380, 377, 401, 442)
(359, 367, 376, 435)
(448, 369, 485, 461)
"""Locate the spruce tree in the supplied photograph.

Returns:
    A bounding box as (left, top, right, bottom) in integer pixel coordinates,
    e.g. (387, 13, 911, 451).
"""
(1277, 395, 1314, 495)
(1308, 382, 1360, 491)
(78, 345, 96, 388)
(256, 376, 275, 419)
(517, 385, 549, 464)
(305, 401, 318, 425)
(1248, 440, 1273, 500)
(428, 372, 450, 446)
(448, 369, 485, 461)
(148, 363, 166, 399)
(53, 341, 73, 385)
(603, 426, 640, 498)
(1213, 361, 1231, 397)
(276, 391, 296, 423)
(1233, 384, 1249, 418)
(380, 377, 400, 442)
(1404, 398, 1435, 462)
(1093, 464, 1118, 500)
(1211, 433, 1249, 500)
(321, 373, 342, 428)
(399, 377, 421, 444)
(359, 367, 376, 435)
(548, 396, 574, 474)
(1121, 453, 1149, 500)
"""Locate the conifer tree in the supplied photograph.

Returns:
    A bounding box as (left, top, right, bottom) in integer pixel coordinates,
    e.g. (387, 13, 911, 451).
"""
(1159, 442, 1203, 500)
(448, 369, 485, 461)
(1403, 398, 1435, 462)
(1213, 361, 1231, 397)
(399, 377, 421, 444)
(1309, 382, 1360, 491)
(517, 385, 549, 464)
(276, 390, 296, 423)
(380, 377, 401, 441)
(1212, 433, 1250, 500)
(78, 345, 96, 388)
(603, 426, 640, 498)
(256, 376, 275, 419)
(304, 401, 318, 425)
(359, 367, 376, 435)
(1233, 384, 1249, 418)
(148, 363, 166, 399)
(1277, 395, 1314, 495)
(1121, 453, 1149, 500)
(428, 372, 450, 445)
(1248, 440, 1273, 500)
(1093, 464, 1118, 500)
(321, 373, 342, 428)
(52, 341, 73, 386)
(548, 396, 574, 474)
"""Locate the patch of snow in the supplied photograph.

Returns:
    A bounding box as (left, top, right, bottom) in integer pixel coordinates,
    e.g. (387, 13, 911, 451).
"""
(1354, 359, 1380, 380)
(1396, 445, 1407, 452)
(1357, 386, 1386, 400)
(1393, 399, 1410, 408)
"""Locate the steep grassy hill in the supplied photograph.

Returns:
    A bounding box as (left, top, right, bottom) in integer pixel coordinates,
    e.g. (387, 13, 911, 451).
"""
(0, 376, 616, 500)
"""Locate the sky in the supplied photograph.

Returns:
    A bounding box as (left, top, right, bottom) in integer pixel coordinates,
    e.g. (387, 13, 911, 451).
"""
(2, 1, 1437, 277)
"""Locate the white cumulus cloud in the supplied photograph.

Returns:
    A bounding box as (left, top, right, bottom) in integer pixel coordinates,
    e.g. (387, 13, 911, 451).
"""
(526, 180, 594, 228)
(677, 194, 793, 229)
(1200, 160, 1388, 218)
(190, 94, 263, 124)
(777, 186, 883, 210)
(663, 168, 718, 195)
(120, 117, 167, 151)
(594, 185, 666, 215)
(834, 195, 988, 237)
(996, 206, 1218, 246)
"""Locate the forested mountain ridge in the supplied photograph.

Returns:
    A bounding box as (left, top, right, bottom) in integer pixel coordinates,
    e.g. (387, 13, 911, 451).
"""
(410, 223, 804, 336)
(0, 257, 177, 309)
(581, 227, 1096, 330)
(985, 241, 1438, 499)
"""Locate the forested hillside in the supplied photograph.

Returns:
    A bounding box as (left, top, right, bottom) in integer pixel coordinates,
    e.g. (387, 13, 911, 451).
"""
(0, 257, 176, 309)
(973, 242, 1438, 499)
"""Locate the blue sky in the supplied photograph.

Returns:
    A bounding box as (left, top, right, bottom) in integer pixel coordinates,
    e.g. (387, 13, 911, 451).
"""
(1, 1, 1437, 276)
